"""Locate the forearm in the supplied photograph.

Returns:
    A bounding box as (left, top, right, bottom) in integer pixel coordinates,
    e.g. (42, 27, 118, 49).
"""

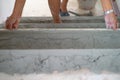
(101, 0, 118, 30)
(11, 0, 26, 18)
(101, 0, 113, 11)
(111, 0, 120, 16)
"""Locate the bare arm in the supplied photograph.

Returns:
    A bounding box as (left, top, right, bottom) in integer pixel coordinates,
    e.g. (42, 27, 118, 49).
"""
(11, 0, 26, 18)
(101, 0, 118, 30)
(111, 0, 120, 16)
(5, 0, 26, 30)
(101, 0, 113, 11)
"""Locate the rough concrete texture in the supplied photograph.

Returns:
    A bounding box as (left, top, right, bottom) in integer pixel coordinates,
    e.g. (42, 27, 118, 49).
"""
(0, 49, 120, 74)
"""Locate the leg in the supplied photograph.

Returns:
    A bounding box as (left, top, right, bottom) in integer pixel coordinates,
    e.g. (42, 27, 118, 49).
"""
(61, 0, 68, 12)
(48, 0, 61, 23)
(60, 0, 70, 16)
(5, 0, 26, 30)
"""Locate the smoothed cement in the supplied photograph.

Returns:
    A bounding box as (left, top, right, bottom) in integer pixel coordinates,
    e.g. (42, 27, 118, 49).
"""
(0, 29, 120, 49)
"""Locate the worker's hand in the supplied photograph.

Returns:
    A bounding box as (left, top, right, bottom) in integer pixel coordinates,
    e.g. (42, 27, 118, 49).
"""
(104, 12, 118, 30)
(5, 16, 21, 30)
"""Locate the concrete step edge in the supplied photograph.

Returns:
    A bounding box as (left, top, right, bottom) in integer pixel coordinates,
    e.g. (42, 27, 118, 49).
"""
(20, 16, 120, 23)
(0, 23, 120, 29)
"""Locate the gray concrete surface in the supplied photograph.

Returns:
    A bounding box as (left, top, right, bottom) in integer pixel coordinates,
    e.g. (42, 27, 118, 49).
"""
(0, 49, 120, 74)
(0, 17, 120, 74)
(20, 16, 120, 23)
(0, 16, 120, 28)
(0, 29, 120, 49)
(18, 23, 106, 28)
(0, 17, 120, 49)
(19, 16, 106, 23)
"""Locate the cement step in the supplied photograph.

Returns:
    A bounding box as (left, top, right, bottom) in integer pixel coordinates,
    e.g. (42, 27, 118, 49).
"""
(0, 16, 120, 74)
(20, 16, 120, 23)
(0, 28, 120, 49)
(0, 17, 120, 49)
(20, 16, 106, 23)
(0, 49, 120, 74)
(18, 23, 106, 28)
(0, 16, 120, 28)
